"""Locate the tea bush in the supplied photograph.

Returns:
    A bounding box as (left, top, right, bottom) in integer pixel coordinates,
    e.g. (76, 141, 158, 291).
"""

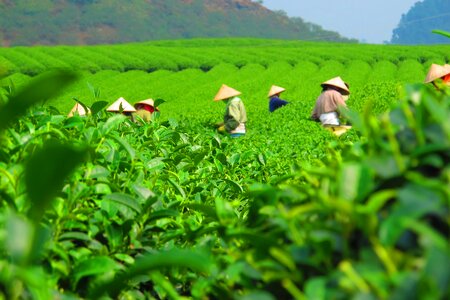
(0, 39, 448, 299)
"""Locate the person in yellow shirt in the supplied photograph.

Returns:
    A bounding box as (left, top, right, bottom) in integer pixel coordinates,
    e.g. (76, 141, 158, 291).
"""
(214, 84, 247, 138)
(133, 99, 158, 123)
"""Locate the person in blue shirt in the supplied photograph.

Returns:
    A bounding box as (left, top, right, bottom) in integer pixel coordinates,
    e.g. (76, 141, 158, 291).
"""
(268, 85, 289, 112)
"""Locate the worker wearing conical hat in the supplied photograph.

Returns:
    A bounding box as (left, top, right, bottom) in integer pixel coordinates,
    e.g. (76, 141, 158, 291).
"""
(106, 97, 136, 115)
(311, 76, 350, 126)
(214, 84, 247, 137)
(132, 99, 158, 123)
(68, 102, 90, 117)
(268, 85, 289, 112)
(424, 64, 450, 88)
(444, 64, 450, 84)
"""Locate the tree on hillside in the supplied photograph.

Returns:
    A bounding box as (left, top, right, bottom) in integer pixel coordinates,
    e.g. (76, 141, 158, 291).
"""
(391, 0, 450, 44)
(0, 0, 356, 46)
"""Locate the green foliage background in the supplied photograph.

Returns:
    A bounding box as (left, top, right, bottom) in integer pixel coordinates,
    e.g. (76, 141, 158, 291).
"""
(0, 38, 449, 299)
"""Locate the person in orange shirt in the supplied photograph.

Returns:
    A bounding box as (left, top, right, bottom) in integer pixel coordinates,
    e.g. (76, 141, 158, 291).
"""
(443, 64, 450, 85)
(424, 64, 450, 89)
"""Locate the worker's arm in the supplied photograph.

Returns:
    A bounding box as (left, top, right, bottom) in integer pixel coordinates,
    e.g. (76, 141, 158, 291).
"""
(273, 98, 289, 106)
(224, 102, 241, 131)
(334, 94, 348, 116)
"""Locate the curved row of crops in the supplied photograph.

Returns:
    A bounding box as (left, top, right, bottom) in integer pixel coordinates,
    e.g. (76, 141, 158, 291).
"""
(0, 38, 449, 76)
(0, 39, 449, 299)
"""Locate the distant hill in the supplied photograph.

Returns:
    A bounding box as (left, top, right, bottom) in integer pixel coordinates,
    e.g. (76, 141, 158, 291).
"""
(391, 0, 450, 44)
(0, 0, 356, 47)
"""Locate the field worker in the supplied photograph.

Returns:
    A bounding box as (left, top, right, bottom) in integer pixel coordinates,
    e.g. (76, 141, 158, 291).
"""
(68, 102, 90, 117)
(106, 97, 136, 116)
(214, 84, 247, 138)
(133, 99, 158, 123)
(424, 64, 450, 88)
(442, 64, 450, 84)
(268, 85, 289, 112)
(311, 76, 350, 126)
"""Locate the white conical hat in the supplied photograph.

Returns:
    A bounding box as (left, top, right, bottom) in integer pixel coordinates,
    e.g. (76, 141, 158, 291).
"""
(321, 77, 350, 94)
(68, 103, 90, 117)
(443, 64, 450, 73)
(424, 64, 450, 83)
(106, 97, 136, 112)
(214, 84, 241, 101)
(135, 99, 155, 107)
(268, 85, 286, 97)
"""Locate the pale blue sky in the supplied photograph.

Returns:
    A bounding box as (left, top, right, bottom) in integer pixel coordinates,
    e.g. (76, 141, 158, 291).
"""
(262, 0, 419, 43)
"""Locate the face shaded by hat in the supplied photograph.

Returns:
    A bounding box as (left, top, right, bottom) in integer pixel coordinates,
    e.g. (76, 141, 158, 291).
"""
(214, 84, 241, 101)
(106, 97, 136, 113)
(134, 99, 159, 112)
(268, 85, 286, 97)
(321, 77, 350, 95)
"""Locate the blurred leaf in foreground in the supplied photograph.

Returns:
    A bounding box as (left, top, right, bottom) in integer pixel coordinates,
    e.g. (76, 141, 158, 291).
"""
(25, 142, 86, 222)
(0, 70, 78, 132)
(90, 249, 213, 298)
(432, 29, 450, 39)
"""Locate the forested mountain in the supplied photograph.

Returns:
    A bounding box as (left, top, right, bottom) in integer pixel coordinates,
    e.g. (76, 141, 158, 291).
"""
(391, 0, 450, 44)
(0, 0, 355, 47)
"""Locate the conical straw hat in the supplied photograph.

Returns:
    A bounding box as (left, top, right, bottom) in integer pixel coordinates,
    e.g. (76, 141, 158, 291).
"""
(106, 97, 136, 112)
(268, 85, 286, 97)
(424, 64, 449, 83)
(443, 64, 450, 73)
(321, 77, 350, 94)
(68, 103, 90, 117)
(135, 98, 160, 111)
(214, 84, 241, 101)
(135, 99, 155, 107)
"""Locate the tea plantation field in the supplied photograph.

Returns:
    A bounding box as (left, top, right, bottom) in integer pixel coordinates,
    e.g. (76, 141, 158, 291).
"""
(0, 39, 449, 299)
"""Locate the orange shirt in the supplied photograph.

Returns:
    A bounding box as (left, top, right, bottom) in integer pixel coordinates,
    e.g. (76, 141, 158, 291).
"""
(443, 74, 450, 84)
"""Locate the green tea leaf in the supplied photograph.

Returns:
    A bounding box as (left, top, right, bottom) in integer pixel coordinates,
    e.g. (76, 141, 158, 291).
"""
(89, 249, 213, 298)
(238, 291, 276, 300)
(73, 256, 121, 287)
(59, 232, 91, 242)
(153, 98, 166, 108)
(90, 101, 108, 115)
(148, 209, 179, 222)
(104, 193, 142, 214)
(339, 162, 374, 202)
(25, 142, 86, 222)
(432, 29, 450, 39)
(109, 133, 136, 160)
(101, 114, 127, 135)
(168, 178, 186, 198)
(6, 214, 33, 263)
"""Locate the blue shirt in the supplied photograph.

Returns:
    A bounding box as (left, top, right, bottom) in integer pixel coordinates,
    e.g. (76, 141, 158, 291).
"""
(269, 96, 289, 112)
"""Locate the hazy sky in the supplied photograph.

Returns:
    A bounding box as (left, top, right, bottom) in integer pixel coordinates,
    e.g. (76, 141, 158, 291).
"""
(262, 0, 419, 43)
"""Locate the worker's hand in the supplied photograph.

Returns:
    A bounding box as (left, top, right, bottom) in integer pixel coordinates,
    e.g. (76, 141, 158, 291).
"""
(217, 125, 226, 133)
